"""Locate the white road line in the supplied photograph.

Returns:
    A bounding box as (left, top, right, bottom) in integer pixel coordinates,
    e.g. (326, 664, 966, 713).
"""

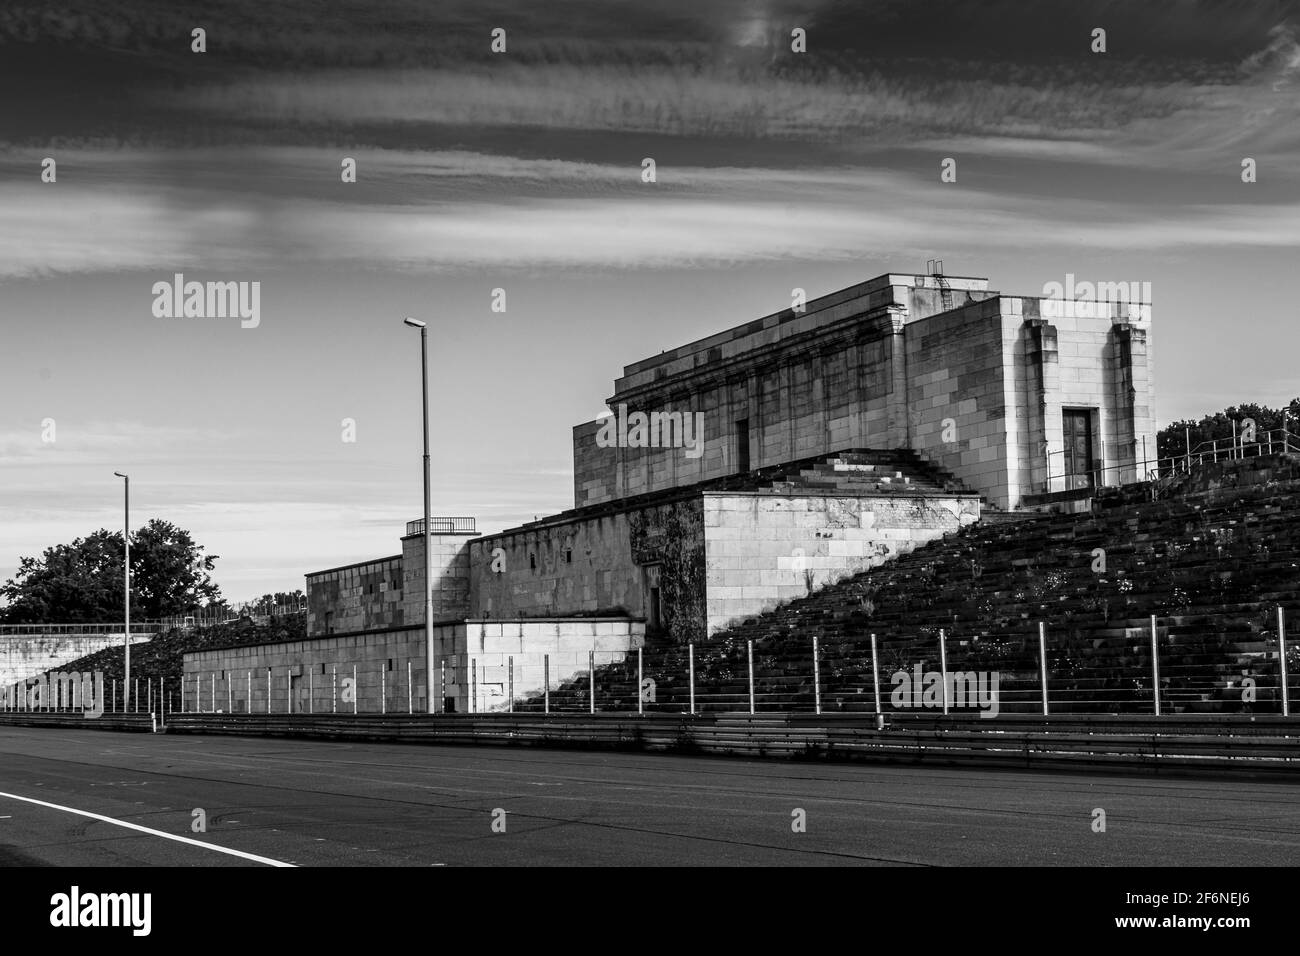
(0, 790, 296, 867)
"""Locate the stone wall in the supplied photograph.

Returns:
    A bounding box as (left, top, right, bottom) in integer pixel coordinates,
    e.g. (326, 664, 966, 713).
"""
(572, 274, 996, 508)
(400, 530, 473, 625)
(469, 499, 704, 639)
(701, 491, 980, 634)
(904, 299, 1014, 507)
(181, 618, 644, 715)
(0, 632, 152, 687)
(570, 273, 1156, 515)
(305, 555, 403, 636)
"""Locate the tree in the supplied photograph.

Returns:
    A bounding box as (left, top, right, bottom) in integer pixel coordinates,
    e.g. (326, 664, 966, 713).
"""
(0, 520, 222, 624)
(1158, 398, 1300, 462)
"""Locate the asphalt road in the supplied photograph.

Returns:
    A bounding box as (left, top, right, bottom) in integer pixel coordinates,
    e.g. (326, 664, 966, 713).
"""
(0, 726, 1296, 866)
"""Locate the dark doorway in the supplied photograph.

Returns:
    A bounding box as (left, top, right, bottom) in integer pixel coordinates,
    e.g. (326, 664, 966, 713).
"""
(649, 586, 662, 633)
(1063, 409, 1095, 488)
(735, 418, 750, 473)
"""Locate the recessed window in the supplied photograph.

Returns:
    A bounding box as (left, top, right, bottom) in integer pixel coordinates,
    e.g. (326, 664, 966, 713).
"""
(530, 553, 537, 570)
(566, 549, 573, 564)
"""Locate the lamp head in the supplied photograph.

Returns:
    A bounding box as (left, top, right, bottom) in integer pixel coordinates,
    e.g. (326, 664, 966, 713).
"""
(113, 472, 128, 479)
(403, 317, 426, 329)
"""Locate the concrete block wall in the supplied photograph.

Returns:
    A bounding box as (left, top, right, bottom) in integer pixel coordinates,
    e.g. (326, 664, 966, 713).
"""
(470, 511, 644, 619)
(469, 498, 705, 644)
(401, 531, 473, 625)
(0, 632, 152, 687)
(571, 331, 897, 508)
(183, 626, 460, 714)
(570, 273, 1000, 509)
(459, 618, 645, 713)
(182, 619, 645, 715)
(305, 556, 403, 637)
(1016, 298, 1157, 498)
(567, 273, 1154, 516)
(702, 491, 980, 634)
(905, 299, 1014, 507)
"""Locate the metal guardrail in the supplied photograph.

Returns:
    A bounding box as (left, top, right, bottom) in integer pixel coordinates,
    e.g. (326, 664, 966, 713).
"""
(162, 712, 1299, 774)
(405, 517, 477, 536)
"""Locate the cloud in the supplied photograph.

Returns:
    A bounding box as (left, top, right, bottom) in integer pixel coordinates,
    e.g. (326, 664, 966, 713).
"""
(0, 420, 243, 466)
(4, 150, 1300, 281)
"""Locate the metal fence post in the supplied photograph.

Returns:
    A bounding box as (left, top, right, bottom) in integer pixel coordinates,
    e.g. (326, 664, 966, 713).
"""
(247, 670, 252, 715)
(812, 635, 822, 716)
(1279, 606, 1290, 717)
(544, 654, 550, 714)
(637, 646, 644, 715)
(938, 628, 949, 716)
(747, 639, 755, 715)
(308, 669, 312, 714)
(1038, 622, 1049, 716)
(227, 675, 232, 714)
(589, 650, 595, 714)
(353, 665, 357, 715)
(471, 659, 477, 714)
(1150, 615, 1161, 716)
(161, 680, 165, 725)
(210, 674, 214, 714)
(407, 661, 412, 714)
(440, 659, 446, 712)
(870, 633, 882, 730)
(332, 668, 337, 713)
(380, 668, 386, 715)
(508, 656, 514, 714)
(688, 642, 696, 716)
(134, 678, 139, 713)
(114, 679, 118, 714)
(267, 668, 272, 714)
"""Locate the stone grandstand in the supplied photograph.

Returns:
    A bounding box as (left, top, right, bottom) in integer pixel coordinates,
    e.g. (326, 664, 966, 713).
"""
(530, 454, 1300, 716)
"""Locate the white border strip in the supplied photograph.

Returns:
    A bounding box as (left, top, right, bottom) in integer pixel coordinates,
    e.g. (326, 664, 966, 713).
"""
(0, 790, 296, 867)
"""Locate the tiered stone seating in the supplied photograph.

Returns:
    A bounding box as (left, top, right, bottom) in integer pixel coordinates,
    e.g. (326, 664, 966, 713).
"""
(533, 456, 1300, 716)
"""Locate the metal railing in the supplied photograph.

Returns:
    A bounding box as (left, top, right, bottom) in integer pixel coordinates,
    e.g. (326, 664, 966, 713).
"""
(405, 517, 477, 536)
(151, 600, 306, 632)
(1039, 429, 1300, 497)
(157, 609, 1299, 719)
(0, 624, 161, 636)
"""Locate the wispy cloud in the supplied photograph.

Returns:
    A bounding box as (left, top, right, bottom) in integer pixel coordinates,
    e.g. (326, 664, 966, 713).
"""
(4, 152, 1299, 280)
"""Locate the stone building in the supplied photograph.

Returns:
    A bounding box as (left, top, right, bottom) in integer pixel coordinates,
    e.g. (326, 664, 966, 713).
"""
(184, 269, 1155, 712)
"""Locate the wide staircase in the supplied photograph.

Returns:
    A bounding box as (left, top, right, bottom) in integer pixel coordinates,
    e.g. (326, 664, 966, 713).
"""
(528, 455, 1300, 716)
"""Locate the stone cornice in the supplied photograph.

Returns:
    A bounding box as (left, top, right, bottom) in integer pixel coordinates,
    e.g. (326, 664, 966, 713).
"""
(608, 306, 900, 407)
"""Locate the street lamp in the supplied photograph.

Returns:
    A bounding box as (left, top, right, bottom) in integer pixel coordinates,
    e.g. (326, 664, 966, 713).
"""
(113, 472, 130, 712)
(403, 317, 436, 714)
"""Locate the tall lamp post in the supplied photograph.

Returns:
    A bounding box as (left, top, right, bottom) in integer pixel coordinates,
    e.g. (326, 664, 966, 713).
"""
(403, 317, 436, 714)
(113, 472, 130, 711)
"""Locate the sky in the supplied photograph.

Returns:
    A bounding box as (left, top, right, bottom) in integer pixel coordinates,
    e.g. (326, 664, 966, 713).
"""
(2, 0, 1299, 603)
